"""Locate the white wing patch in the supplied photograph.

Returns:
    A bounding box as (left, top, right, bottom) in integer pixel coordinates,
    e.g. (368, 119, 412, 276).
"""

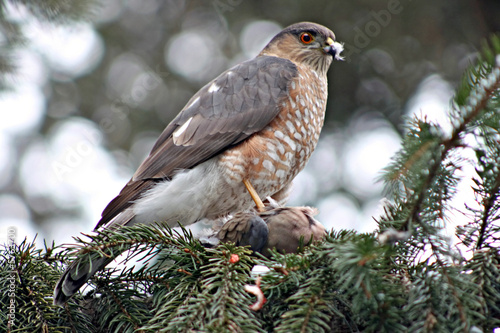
(173, 116, 193, 145)
(208, 82, 220, 93)
(186, 96, 200, 109)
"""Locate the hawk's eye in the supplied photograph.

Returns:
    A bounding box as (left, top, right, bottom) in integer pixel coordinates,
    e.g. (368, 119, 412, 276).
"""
(300, 32, 314, 44)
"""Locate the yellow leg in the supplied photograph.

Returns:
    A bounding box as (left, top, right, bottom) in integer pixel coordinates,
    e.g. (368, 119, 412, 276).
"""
(243, 179, 265, 212)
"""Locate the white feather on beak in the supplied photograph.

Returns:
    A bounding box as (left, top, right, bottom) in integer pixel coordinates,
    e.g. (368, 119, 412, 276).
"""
(324, 37, 344, 61)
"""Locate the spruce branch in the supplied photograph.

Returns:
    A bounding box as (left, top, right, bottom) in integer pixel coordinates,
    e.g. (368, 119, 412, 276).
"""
(476, 165, 500, 249)
(380, 36, 500, 244)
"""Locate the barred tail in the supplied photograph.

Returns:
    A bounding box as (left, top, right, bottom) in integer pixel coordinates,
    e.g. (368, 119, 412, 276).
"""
(53, 255, 113, 306)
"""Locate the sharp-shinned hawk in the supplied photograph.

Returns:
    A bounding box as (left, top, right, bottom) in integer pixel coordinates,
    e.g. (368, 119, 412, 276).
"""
(54, 21, 343, 305)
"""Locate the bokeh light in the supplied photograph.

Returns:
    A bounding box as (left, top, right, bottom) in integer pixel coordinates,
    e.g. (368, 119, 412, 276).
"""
(0, 86, 45, 135)
(342, 126, 401, 198)
(406, 74, 455, 135)
(240, 20, 282, 58)
(0, 134, 15, 189)
(166, 30, 227, 83)
(24, 22, 105, 78)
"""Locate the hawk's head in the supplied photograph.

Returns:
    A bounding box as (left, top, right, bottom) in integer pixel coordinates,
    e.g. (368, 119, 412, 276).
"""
(259, 22, 344, 75)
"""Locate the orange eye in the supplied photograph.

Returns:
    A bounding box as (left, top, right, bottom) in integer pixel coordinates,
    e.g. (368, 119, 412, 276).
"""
(300, 32, 314, 44)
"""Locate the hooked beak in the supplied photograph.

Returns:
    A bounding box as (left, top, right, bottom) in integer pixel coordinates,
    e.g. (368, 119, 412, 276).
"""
(323, 37, 344, 61)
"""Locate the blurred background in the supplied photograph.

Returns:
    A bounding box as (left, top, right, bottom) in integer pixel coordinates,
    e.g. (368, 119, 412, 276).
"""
(0, 0, 499, 246)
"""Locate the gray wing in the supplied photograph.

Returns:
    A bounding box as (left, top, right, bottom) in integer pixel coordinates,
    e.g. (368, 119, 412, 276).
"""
(96, 56, 298, 229)
(218, 212, 269, 253)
